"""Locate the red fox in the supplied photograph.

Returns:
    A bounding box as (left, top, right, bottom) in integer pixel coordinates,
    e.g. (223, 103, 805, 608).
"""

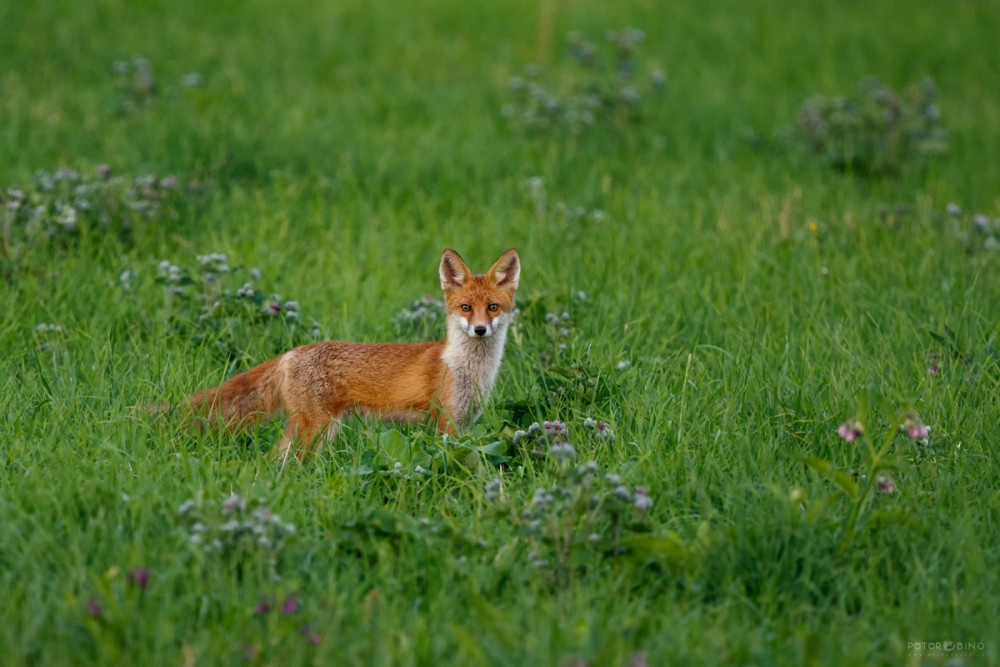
(182, 248, 520, 460)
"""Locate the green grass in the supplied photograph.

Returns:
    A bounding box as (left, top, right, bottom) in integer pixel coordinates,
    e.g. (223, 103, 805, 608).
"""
(2, 0, 999, 664)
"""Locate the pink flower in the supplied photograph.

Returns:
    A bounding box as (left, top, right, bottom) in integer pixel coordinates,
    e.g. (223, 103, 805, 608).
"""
(281, 595, 299, 614)
(877, 476, 896, 494)
(901, 413, 931, 441)
(837, 421, 863, 442)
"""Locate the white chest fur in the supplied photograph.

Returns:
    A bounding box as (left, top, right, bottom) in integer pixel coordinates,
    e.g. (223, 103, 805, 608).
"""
(440, 313, 510, 425)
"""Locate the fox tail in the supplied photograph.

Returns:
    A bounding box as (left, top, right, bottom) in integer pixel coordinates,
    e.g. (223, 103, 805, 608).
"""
(184, 357, 284, 431)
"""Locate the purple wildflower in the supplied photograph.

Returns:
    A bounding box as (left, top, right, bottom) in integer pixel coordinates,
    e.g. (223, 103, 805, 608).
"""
(127, 568, 150, 589)
(84, 596, 102, 618)
(281, 595, 299, 614)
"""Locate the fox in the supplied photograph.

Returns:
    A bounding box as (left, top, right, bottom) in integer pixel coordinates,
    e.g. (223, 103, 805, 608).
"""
(180, 248, 520, 461)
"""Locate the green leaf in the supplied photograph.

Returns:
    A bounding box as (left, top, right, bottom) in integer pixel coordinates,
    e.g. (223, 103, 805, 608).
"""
(374, 428, 410, 466)
(472, 440, 509, 456)
(799, 457, 860, 500)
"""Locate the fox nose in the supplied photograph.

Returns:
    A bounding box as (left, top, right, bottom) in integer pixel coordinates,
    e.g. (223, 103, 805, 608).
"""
(474, 325, 488, 337)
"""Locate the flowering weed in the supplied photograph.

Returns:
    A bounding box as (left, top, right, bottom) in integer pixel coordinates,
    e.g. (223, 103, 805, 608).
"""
(178, 493, 296, 578)
(801, 388, 933, 549)
(392, 294, 445, 341)
(111, 56, 157, 114)
(1, 166, 200, 268)
(943, 201, 1000, 256)
(502, 28, 665, 135)
(796, 76, 947, 174)
(156, 252, 321, 366)
(486, 441, 653, 583)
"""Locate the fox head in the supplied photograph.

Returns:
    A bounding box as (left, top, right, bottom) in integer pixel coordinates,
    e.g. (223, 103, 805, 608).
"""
(439, 248, 520, 340)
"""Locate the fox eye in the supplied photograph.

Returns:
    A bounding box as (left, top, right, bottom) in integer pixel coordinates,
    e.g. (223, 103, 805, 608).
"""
(488, 303, 499, 312)
(461, 304, 472, 312)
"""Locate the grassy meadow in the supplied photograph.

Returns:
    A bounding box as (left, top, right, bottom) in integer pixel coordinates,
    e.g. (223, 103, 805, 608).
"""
(2, 0, 999, 664)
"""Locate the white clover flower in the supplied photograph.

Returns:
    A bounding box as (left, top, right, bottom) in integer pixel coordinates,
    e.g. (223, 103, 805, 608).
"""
(549, 442, 577, 460)
(57, 206, 78, 230)
(485, 479, 503, 501)
(613, 485, 633, 502)
(532, 487, 553, 509)
(222, 493, 247, 514)
(543, 420, 568, 436)
(181, 72, 204, 87)
(220, 520, 241, 533)
(634, 488, 653, 511)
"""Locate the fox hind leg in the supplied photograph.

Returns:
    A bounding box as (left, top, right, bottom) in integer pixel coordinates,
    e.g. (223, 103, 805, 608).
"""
(277, 411, 331, 463)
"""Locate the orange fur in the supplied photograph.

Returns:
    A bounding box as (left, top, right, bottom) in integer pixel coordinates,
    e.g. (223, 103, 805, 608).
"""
(180, 248, 520, 461)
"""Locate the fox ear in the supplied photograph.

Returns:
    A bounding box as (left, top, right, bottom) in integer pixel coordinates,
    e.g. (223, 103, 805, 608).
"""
(440, 249, 474, 292)
(488, 249, 520, 290)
